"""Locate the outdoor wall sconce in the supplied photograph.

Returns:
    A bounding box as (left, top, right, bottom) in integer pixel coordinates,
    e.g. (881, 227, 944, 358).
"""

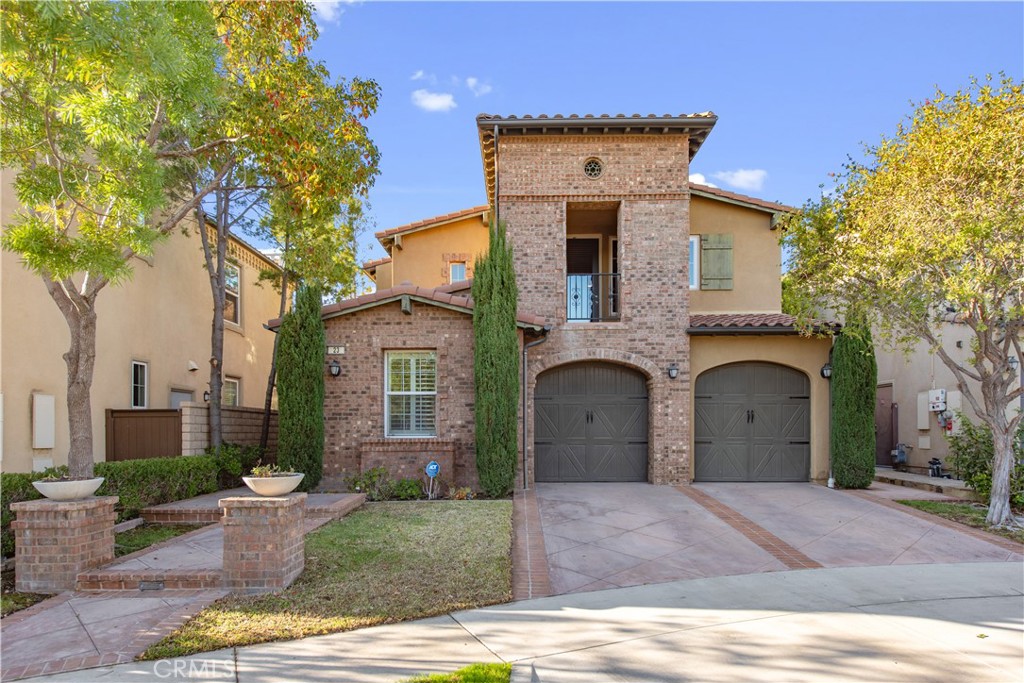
(667, 363, 679, 380)
(820, 363, 833, 380)
(203, 390, 211, 402)
(328, 359, 341, 377)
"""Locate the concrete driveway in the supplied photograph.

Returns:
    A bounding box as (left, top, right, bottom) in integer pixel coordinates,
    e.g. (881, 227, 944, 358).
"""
(535, 482, 1022, 595)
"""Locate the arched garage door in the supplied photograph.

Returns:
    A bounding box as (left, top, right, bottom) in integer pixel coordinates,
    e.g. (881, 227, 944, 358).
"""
(535, 362, 648, 482)
(694, 363, 810, 482)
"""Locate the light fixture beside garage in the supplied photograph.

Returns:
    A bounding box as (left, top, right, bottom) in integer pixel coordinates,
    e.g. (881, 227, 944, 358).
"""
(820, 363, 833, 379)
(667, 363, 679, 379)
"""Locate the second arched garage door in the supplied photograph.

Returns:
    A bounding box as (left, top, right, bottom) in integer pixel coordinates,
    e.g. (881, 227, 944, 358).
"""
(694, 362, 811, 482)
(535, 362, 648, 482)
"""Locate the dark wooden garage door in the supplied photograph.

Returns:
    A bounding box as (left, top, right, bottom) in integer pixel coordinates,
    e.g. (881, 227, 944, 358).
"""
(535, 362, 648, 482)
(694, 363, 810, 482)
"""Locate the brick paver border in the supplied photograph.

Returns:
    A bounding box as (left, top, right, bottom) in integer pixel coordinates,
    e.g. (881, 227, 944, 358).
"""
(677, 486, 824, 570)
(512, 488, 551, 600)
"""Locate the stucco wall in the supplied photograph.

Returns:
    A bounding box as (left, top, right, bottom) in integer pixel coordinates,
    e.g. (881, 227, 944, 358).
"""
(497, 134, 693, 484)
(388, 216, 489, 288)
(689, 196, 782, 313)
(1, 169, 282, 472)
(690, 335, 833, 482)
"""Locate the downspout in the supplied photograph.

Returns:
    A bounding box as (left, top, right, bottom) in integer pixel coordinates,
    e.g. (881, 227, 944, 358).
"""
(522, 327, 551, 490)
(826, 343, 835, 488)
(492, 124, 500, 227)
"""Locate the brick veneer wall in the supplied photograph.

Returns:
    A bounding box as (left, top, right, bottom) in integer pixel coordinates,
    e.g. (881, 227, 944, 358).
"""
(322, 302, 479, 490)
(360, 438, 455, 488)
(220, 493, 305, 594)
(498, 135, 693, 485)
(10, 497, 117, 593)
(181, 404, 278, 459)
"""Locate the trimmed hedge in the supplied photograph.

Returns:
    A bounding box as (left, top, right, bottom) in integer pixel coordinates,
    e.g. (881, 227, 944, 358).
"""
(830, 322, 878, 489)
(1, 455, 220, 559)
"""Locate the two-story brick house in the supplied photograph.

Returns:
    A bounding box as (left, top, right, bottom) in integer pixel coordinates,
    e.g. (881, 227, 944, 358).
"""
(314, 113, 832, 491)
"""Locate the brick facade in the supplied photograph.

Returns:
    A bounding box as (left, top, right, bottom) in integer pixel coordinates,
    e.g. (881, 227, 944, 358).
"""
(11, 497, 117, 593)
(322, 302, 479, 489)
(498, 135, 693, 485)
(220, 493, 306, 594)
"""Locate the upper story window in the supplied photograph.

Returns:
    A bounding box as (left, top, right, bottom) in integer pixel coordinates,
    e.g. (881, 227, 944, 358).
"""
(224, 262, 240, 324)
(689, 236, 701, 290)
(131, 361, 148, 409)
(222, 376, 240, 407)
(449, 261, 467, 283)
(385, 351, 437, 437)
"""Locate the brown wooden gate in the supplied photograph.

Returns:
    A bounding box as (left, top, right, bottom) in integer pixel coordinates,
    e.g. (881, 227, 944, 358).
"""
(105, 409, 182, 461)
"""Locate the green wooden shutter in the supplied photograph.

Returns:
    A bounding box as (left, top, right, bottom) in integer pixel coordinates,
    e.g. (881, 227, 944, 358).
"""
(701, 234, 733, 290)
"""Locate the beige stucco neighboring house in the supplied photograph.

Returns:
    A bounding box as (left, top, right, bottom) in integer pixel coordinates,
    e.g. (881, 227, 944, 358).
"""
(309, 112, 834, 491)
(1, 169, 284, 473)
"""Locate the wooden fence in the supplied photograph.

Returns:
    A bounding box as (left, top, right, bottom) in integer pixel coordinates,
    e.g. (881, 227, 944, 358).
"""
(105, 409, 183, 461)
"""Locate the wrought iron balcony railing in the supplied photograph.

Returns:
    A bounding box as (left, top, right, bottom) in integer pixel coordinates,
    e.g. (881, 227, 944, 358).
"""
(566, 273, 620, 322)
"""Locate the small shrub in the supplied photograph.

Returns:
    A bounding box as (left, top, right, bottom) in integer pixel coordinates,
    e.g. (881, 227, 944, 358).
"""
(344, 467, 395, 501)
(947, 418, 1024, 507)
(447, 486, 474, 501)
(392, 478, 425, 501)
(210, 443, 263, 489)
(1, 467, 66, 557)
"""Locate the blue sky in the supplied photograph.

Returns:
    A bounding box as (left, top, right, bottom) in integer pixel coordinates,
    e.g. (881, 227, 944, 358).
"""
(307, 1, 1024, 267)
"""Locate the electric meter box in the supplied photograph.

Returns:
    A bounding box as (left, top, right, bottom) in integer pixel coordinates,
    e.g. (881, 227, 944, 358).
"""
(928, 389, 947, 412)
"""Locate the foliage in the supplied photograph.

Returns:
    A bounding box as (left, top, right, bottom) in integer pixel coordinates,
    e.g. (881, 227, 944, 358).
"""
(830, 321, 878, 488)
(209, 443, 263, 489)
(248, 464, 296, 478)
(780, 74, 1024, 524)
(448, 486, 475, 501)
(472, 222, 521, 498)
(276, 285, 325, 490)
(947, 418, 1024, 507)
(142, 501, 512, 658)
(897, 500, 1024, 544)
(392, 478, 425, 501)
(0, 456, 220, 558)
(1, 570, 47, 618)
(402, 663, 513, 683)
(344, 467, 394, 501)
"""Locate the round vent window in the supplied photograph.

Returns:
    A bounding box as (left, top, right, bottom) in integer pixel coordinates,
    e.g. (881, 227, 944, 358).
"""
(583, 158, 603, 179)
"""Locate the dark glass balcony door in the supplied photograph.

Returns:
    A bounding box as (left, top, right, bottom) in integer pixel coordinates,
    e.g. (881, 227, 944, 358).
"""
(567, 238, 599, 321)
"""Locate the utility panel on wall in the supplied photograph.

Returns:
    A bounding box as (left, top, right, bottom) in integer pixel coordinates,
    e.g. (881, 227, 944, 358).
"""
(32, 393, 55, 449)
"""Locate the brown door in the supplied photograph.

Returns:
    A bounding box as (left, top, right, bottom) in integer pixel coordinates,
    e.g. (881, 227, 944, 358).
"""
(875, 384, 896, 467)
(535, 362, 648, 482)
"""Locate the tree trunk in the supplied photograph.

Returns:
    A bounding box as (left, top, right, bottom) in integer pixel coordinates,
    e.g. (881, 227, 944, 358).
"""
(260, 268, 289, 453)
(986, 423, 1014, 526)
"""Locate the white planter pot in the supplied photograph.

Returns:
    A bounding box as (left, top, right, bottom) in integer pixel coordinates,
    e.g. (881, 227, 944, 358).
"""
(242, 473, 304, 497)
(32, 477, 105, 501)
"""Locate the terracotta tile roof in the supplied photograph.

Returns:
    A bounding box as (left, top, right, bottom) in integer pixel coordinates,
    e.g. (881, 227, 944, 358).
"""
(688, 182, 795, 214)
(689, 313, 839, 334)
(375, 206, 489, 242)
(477, 112, 717, 123)
(267, 283, 546, 331)
(361, 256, 391, 271)
(435, 279, 473, 294)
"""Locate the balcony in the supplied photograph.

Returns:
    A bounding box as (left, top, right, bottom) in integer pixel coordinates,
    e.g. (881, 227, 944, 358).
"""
(566, 273, 620, 322)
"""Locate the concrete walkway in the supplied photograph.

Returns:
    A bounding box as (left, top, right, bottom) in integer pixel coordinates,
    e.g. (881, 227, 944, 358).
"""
(533, 482, 1022, 595)
(17, 563, 1024, 682)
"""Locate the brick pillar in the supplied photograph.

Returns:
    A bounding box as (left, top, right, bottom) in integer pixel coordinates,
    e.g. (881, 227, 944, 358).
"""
(219, 493, 306, 594)
(10, 496, 118, 593)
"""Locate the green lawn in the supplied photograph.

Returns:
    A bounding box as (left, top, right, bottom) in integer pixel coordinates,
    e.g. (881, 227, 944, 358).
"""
(897, 500, 1024, 544)
(403, 663, 512, 683)
(142, 500, 513, 659)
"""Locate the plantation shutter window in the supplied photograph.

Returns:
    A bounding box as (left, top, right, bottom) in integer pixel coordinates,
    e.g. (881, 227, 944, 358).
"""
(385, 351, 437, 437)
(700, 233, 733, 290)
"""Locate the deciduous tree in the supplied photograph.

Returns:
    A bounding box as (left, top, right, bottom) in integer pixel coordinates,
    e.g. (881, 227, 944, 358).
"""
(782, 75, 1023, 525)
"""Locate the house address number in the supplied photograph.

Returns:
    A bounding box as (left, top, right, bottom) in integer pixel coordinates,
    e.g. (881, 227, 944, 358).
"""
(326, 345, 345, 355)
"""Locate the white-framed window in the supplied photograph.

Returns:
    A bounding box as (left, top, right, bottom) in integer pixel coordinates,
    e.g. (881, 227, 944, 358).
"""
(131, 361, 148, 409)
(222, 376, 240, 407)
(224, 262, 240, 324)
(385, 351, 437, 437)
(688, 235, 700, 290)
(449, 261, 467, 283)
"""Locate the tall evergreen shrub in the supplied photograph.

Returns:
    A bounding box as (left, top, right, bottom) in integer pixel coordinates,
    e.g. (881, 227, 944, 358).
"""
(472, 221, 520, 498)
(830, 320, 878, 488)
(276, 285, 325, 490)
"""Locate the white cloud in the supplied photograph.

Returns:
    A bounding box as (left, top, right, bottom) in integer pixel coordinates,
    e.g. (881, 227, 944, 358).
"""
(311, 1, 345, 24)
(711, 169, 768, 192)
(466, 77, 492, 97)
(410, 70, 437, 84)
(688, 173, 717, 188)
(411, 89, 457, 113)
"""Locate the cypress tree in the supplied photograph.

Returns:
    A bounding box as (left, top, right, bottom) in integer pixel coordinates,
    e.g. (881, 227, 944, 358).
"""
(830, 319, 878, 488)
(472, 221, 520, 498)
(276, 284, 325, 490)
